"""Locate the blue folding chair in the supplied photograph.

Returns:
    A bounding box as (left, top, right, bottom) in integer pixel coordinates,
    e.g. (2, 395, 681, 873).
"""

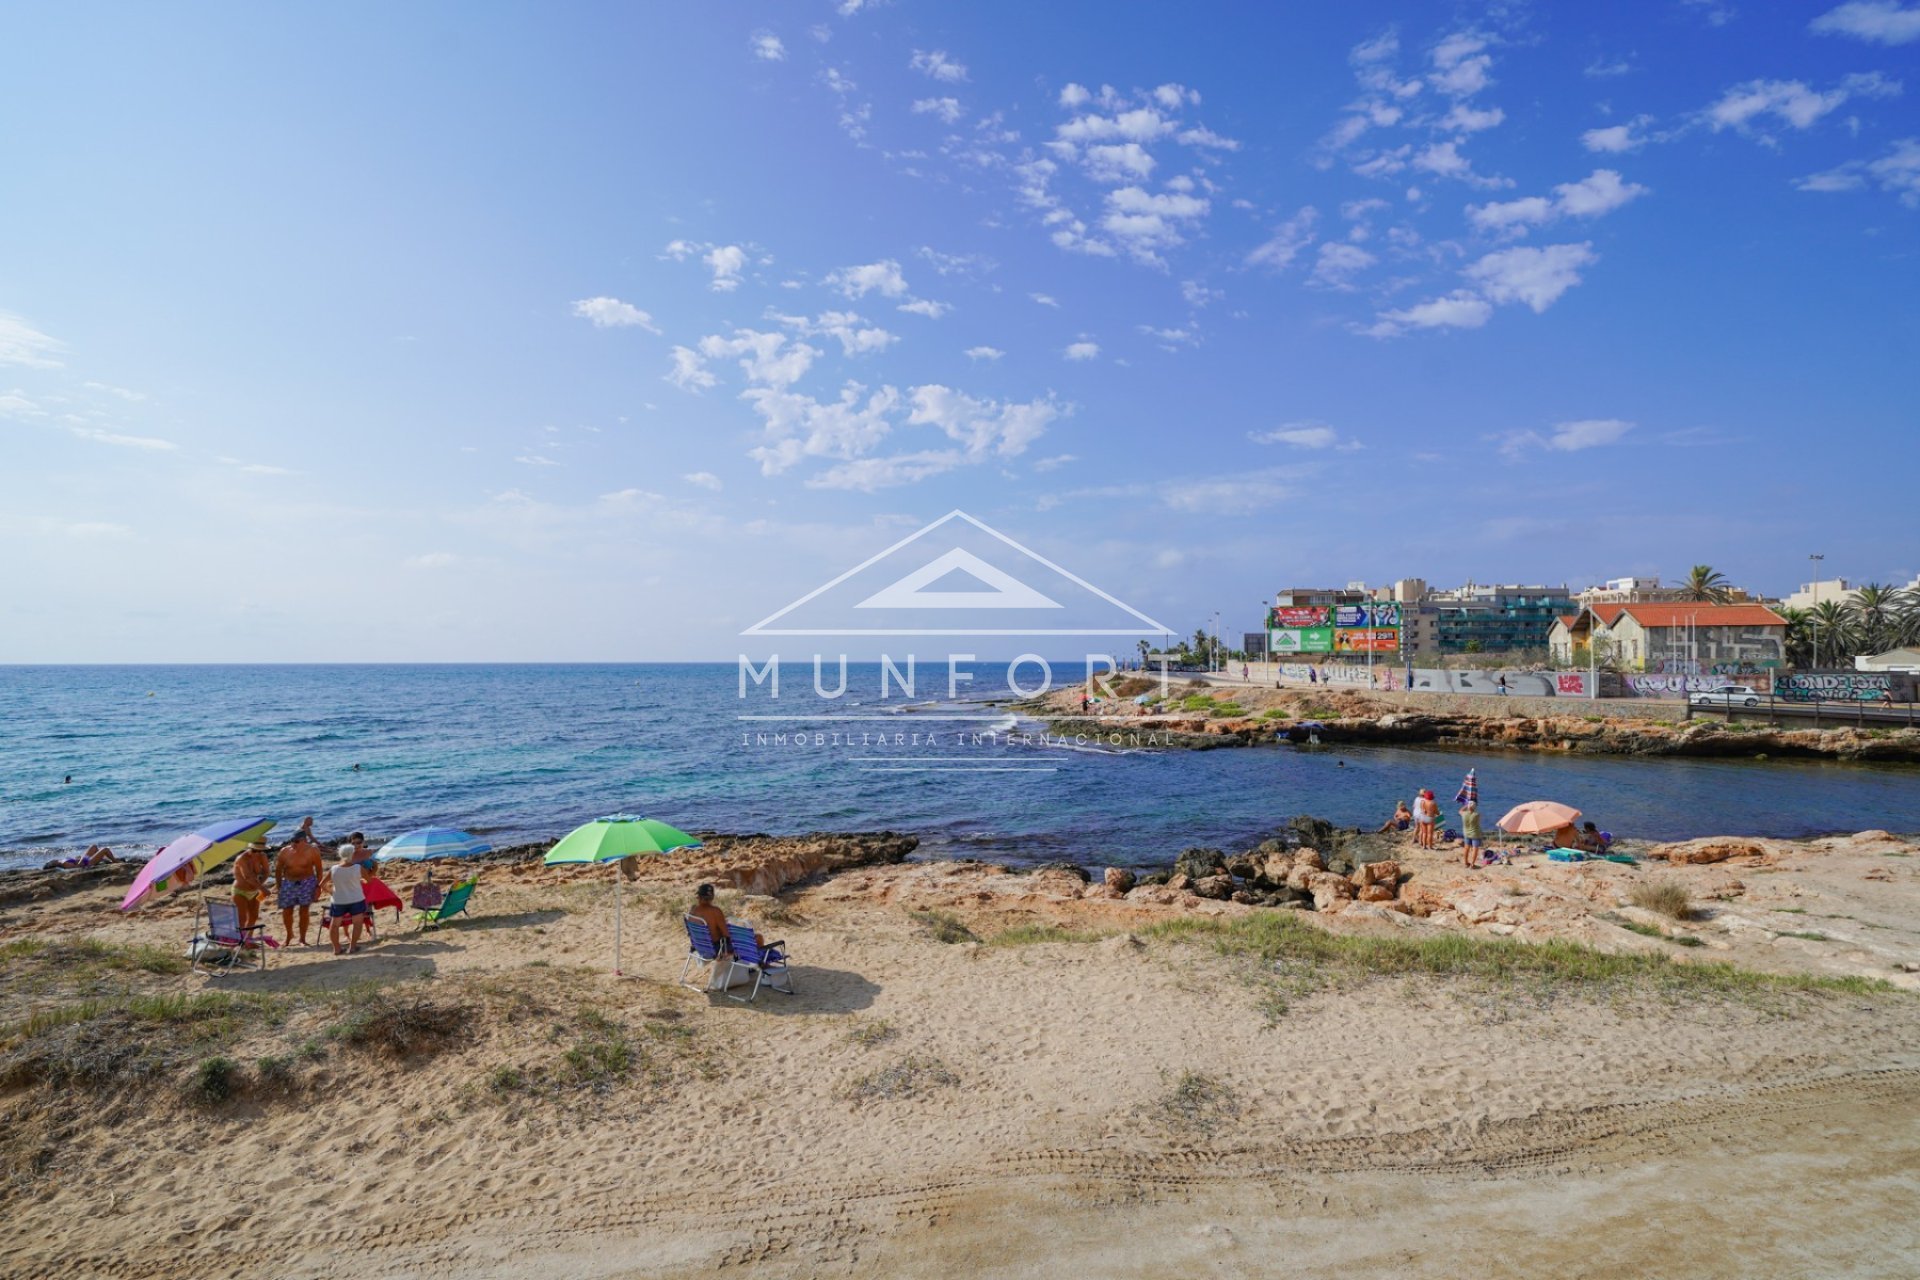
(725, 922, 794, 1002)
(680, 916, 727, 989)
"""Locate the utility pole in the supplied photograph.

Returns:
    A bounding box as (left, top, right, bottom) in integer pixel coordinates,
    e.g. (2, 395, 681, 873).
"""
(1808, 553, 1824, 670)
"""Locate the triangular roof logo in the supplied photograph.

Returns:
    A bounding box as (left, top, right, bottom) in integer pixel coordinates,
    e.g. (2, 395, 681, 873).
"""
(743, 510, 1171, 637)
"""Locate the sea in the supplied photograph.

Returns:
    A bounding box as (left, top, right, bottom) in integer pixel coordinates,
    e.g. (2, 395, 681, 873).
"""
(2, 663, 1915, 872)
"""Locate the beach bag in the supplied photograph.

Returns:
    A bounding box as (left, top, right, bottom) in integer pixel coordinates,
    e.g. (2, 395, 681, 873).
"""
(410, 882, 444, 911)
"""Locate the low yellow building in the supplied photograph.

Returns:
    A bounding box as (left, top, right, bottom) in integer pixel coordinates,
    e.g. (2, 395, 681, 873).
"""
(1548, 603, 1787, 673)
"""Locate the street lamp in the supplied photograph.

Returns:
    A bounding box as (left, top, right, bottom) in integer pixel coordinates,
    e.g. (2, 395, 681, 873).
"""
(1809, 553, 1824, 670)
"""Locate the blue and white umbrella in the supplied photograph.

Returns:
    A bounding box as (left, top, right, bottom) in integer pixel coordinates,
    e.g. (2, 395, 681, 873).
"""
(374, 827, 492, 862)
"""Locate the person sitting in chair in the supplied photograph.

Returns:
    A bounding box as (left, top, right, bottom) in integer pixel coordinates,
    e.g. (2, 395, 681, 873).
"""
(690, 884, 784, 965)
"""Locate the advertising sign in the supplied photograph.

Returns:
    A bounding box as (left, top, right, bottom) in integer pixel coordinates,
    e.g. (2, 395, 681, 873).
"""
(1335, 604, 1401, 627)
(1270, 627, 1335, 654)
(1335, 628, 1399, 653)
(1269, 606, 1329, 628)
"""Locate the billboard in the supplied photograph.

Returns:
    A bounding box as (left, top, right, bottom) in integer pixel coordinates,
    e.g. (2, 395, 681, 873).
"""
(1269, 606, 1329, 628)
(1335, 628, 1399, 653)
(1334, 603, 1401, 628)
(1270, 626, 1335, 654)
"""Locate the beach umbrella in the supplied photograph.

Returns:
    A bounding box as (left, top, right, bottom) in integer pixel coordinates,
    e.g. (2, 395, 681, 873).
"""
(1496, 800, 1580, 836)
(1455, 769, 1479, 806)
(374, 827, 492, 862)
(544, 815, 702, 976)
(119, 817, 276, 912)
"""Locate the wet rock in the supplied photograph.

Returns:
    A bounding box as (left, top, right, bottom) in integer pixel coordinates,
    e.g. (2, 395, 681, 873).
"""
(1030, 860, 1092, 883)
(1104, 867, 1137, 894)
(1174, 847, 1229, 881)
(1287, 815, 1338, 852)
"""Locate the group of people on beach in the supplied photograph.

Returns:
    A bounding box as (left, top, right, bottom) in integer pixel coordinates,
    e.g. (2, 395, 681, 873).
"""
(1380, 791, 1610, 870)
(229, 818, 444, 955)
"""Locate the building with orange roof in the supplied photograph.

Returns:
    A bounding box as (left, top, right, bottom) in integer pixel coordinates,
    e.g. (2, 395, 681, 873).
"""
(1548, 602, 1788, 673)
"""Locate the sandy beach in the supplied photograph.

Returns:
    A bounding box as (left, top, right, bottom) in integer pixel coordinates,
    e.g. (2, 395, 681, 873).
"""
(4, 825, 1918, 1279)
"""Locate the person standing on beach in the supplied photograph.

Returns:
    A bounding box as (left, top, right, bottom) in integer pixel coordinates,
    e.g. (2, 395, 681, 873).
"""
(232, 838, 271, 934)
(1413, 789, 1438, 850)
(275, 832, 325, 946)
(1459, 801, 1484, 868)
(326, 845, 369, 955)
(346, 832, 382, 942)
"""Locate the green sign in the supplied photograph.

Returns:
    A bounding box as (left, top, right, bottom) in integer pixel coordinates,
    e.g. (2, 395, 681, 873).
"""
(1269, 626, 1334, 654)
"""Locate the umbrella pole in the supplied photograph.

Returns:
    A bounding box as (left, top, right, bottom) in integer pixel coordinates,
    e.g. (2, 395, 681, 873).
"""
(614, 865, 623, 976)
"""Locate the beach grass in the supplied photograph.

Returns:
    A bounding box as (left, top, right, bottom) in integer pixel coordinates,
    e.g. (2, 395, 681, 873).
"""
(1140, 910, 1898, 1002)
(1629, 880, 1694, 920)
(910, 910, 978, 944)
(1148, 1069, 1242, 1136)
(988, 923, 1111, 946)
(841, 1054, 959, 1103)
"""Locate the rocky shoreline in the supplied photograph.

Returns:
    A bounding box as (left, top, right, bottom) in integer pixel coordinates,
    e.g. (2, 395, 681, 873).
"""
(1022, 682, 1920, 764)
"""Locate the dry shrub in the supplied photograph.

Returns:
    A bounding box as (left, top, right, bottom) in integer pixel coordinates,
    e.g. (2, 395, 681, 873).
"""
(1630, 880, 1693, 920)
(332, 992, 471, 1059)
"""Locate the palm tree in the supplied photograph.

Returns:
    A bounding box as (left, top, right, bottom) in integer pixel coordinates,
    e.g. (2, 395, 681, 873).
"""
(1681, 564, 1731, 603)
(1892, 589, 1920, 650)
(1808, 599, 1855, 667)
(1848, 583, 1902, 657)
(1778, 606, 1814, 668)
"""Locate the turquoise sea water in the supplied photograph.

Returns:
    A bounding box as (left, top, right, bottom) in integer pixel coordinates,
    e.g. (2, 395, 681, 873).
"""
(1, 663, 1915, 872)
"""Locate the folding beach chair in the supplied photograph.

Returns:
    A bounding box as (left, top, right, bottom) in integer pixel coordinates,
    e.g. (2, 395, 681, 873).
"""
(417, 877, 478, 931)
(191, 898, 276, 974)
(724, 922, 794, 1003)
(680, 916, 727, 989)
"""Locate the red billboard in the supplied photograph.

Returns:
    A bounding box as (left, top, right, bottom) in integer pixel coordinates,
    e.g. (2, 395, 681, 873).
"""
(1270, 606, 1329, 628)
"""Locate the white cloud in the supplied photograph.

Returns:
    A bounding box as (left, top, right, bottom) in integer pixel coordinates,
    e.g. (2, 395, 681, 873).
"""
(907, 384, 1061, 459)
(1429, 31, 1493, 97)
(910, 49, 968, 83)
(826, 259, 909, 299)
(1246, 206, 1319, 269)
(1797, 136, 1920, 206)
(1137, 324, 1197, 349)
(1467, 169, 1648, 233)
(1582, 117, 1653, 153)
(1464, 242, 1598, 312)
(698, 329, 819, 388)
(69, 427, 177, 451)
(1100, 185, 1211, 263)
(746, 383, 900, 475)
(704, 245, 748, 291)
(1411, 140, 1505, 187)
(1059, 83, 1091, 109)
(1309, 241, 1377, 289)
(1811, 1, 1920, 44)
(912, 97, 964, 124)
(965, 346, 1004, 361)
(515, 453, 560, 467)
(771, 309, 898, 356)
(1177, 126, 1241, 150)
(1160, 467, 1300, 514)
(1032, 453, 1076, 472)
(1250, 422, 1339, 448)
(0, 312, 64, 368)
(750, 31, 786, 61)
(1029, 292, 1060, 307)
(1705, 73, 1901, 136)
(1084, 142, 1156, 183)
(665, 346, 718, 393)
(83, 381, 146, 402)
(683, 471, 723, 491)
(1585, 57, 1634, 78)
(571, 296, 661, 332)
(1063, 341, 1100, 361)
(1440, 103, 1505, 133)
(808, 451, 961, 491)
(1181, 279, 1222, 308)
(896, 298, 951, 318)
(916, 246, 996, 277)
(1363, 290, 1493, 337)
(1496, 417, 1634, 459)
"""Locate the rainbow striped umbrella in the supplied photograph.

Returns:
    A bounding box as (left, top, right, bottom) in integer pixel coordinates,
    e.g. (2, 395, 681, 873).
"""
(1455, 769, 1478, 806)
(119, 817, 276, 912)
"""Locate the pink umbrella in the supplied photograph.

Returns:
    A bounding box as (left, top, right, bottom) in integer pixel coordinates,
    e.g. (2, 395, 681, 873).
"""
(1496, 801, 1581, 836)
(119, 817, 277, 912)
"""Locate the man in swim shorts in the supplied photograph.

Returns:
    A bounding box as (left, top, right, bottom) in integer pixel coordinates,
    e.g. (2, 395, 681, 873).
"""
(232, 837, 272, 933)
(275, 833, 326, 946)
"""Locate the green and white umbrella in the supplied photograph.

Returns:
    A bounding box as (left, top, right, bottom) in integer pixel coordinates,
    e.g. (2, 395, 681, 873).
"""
(544, 814, 702, 975)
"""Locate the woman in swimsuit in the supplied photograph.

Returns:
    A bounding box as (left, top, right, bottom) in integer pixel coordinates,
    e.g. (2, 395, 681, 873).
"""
(232, 839, 271, 933)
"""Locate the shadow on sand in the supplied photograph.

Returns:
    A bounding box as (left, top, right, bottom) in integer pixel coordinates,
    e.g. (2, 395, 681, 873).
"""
(696, 963, 880, 1014)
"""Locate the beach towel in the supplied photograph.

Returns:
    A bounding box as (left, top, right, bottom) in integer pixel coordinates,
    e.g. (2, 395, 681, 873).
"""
(362, 877, 404, 918)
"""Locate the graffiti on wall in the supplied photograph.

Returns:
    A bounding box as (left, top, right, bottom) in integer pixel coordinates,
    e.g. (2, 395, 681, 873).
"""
(1622, 674, 1736, 697)
(1774, 671, 1912, 701)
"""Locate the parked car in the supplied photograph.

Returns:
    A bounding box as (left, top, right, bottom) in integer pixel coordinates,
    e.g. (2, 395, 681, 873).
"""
(1690, 684, 1761, 707)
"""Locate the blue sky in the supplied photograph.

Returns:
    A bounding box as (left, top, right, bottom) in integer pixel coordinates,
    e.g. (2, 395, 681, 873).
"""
(1, 0, 1916, 661)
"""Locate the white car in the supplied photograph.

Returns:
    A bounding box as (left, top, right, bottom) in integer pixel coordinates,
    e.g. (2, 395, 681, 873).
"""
(1689, 684, 1761, 707)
